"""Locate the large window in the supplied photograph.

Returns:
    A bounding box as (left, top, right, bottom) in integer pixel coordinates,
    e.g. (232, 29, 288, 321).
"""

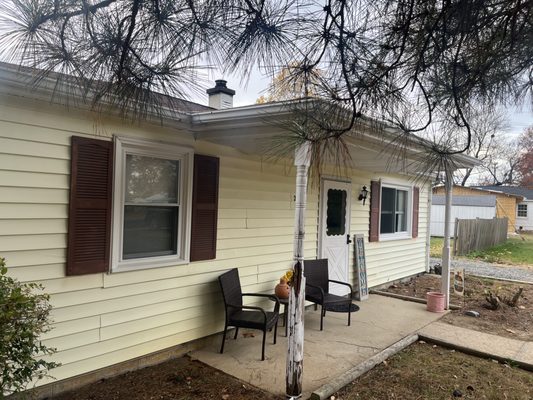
(112, 137, 193, 272)
(380, 185, 410, 236)
(123, 154, 179, 259)
(518, 203, 528, 218)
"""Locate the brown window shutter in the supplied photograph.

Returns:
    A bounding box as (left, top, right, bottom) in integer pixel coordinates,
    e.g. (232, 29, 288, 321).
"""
(369, 180, 380, 242)
(67, 136, 113, 276)
(190, 154, 220, 262)
(412, 186, 420, 238)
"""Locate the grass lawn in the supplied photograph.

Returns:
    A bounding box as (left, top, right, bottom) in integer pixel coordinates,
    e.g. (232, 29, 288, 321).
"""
(334, 342, 533, 400)
(465, 233, 533, 265)
(430, 233, 533, 266)
(429, 236, 450, 258)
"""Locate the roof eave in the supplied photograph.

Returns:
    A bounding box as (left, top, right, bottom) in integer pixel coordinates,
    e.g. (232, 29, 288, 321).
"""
(192, 101, 480, 169)
(0, 62, 194, 129)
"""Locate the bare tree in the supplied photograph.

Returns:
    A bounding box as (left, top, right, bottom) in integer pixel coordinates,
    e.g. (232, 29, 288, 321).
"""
(517, 126, 533, 186)
(451, 108, 507, 186)
(480, 137, 522, 186)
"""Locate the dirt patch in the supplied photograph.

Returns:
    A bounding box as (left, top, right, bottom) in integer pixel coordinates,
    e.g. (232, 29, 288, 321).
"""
(334, 342, 533, 400)
(49, 356, 279, 400)
(382, 273, 533, 341)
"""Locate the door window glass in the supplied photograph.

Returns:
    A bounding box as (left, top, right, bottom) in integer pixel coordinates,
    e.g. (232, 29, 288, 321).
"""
(326, 189, 347, 236)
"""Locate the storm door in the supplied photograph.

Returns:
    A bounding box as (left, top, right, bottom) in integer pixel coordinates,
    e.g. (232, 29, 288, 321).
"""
(319, 179, 352, 296)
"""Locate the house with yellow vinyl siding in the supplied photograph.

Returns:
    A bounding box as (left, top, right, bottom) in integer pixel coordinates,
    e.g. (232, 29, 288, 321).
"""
(0, 62, 478, 396)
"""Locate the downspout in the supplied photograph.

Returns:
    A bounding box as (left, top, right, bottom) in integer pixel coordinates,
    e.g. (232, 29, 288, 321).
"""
(441, 169, 454, 309)
(286, 143, 311, 400)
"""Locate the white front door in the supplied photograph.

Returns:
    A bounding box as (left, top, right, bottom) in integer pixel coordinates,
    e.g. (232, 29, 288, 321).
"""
(319, 179, 352, 296)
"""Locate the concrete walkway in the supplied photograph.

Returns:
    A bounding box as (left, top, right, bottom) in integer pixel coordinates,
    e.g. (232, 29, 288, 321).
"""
(191, 295, 443, 399)
(419, 321, 533, 370)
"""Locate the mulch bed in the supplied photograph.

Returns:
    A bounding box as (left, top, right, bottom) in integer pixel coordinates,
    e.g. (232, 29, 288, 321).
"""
(382, 273, 533, 341)
(49, 357, 280, 400)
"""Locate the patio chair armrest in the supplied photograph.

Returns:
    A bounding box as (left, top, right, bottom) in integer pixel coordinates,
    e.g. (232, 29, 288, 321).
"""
(226, 303, 268, 323)
(328, 280, 354, 297)
(242, 293, 280, 313)
(305, 283, 325, 300)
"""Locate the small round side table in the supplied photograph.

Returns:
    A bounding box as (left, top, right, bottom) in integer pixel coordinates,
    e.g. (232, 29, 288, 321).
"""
(278, 297, 289, 337)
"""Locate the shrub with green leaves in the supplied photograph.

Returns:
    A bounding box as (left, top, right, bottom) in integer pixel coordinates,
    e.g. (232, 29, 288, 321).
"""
(0, 257, 59, 397)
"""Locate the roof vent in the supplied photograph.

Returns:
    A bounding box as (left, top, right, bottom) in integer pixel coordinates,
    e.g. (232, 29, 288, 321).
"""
(206, 79, 235, 109)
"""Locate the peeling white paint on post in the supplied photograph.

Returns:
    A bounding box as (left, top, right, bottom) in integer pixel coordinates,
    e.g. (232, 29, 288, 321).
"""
(286, 142, 311, 399)
(441, 168, 453, 309)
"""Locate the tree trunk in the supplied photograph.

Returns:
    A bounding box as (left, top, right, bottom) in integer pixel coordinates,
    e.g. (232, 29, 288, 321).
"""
(460, 168, 472, 186)
(286, 143, 310, 399)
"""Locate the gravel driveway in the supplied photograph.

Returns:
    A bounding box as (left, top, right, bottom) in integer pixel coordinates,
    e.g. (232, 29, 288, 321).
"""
(429, 257, 533, 283)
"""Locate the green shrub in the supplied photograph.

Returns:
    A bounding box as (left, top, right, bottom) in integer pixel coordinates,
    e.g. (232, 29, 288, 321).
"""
(0, 257, 59, 398)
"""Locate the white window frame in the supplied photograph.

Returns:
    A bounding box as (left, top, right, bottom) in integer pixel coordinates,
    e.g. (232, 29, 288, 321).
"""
(517, 203, 528, 218)
(111, 136, 194, 273)
(379, 182, 413, 241)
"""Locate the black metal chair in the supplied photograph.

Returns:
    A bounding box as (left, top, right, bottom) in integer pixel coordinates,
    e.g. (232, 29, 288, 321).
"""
(218, 268, 280, 361)
(305, 259, 357, 331)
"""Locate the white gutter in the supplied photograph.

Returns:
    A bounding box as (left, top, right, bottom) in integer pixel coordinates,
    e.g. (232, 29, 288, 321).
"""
(191, 100, 295, 122)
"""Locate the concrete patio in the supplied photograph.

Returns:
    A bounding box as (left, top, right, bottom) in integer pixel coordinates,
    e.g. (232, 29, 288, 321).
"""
(191, 295, 444, 399)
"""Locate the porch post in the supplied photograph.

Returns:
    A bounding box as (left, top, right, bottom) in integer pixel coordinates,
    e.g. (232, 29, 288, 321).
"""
(441, 168, 454, 309)
(286, 142, 311, 399)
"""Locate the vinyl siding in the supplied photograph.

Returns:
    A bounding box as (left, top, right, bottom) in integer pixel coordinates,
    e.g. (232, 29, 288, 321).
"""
(0, 95, 429, 386)
(348, 176, 429, 287)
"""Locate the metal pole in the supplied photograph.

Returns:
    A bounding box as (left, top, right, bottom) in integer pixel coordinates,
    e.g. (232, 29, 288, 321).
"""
(441, 168, 453, 309)
(286, 143, 310, 399)
(425, 186, 433, 273)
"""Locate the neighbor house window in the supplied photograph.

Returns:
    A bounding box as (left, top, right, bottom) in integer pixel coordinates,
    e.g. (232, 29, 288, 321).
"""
(112, 137, 193, 272)
(518, 204, 528, 218)
(380, 186, 410, 235)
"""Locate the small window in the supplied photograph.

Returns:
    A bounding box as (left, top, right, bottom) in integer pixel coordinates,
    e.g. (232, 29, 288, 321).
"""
(380, 186, 410, 235)
(112, 137, 193, 272)
(517, 204, 528, 218)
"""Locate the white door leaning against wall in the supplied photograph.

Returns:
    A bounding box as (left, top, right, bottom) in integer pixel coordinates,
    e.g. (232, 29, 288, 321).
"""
(319, 179, 352, 296)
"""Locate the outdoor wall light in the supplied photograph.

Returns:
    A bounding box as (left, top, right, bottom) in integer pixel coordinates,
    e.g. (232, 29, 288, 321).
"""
(358, 186, 368, 205)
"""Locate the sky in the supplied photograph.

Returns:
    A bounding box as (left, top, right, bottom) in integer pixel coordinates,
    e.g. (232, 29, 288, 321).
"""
(505, 104, 533, 137)
(199, 68, 533, 138)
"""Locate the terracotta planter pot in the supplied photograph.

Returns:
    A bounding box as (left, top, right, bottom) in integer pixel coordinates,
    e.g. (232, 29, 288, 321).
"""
(426, 292, 445, 313)
(275, 279, 290, 299)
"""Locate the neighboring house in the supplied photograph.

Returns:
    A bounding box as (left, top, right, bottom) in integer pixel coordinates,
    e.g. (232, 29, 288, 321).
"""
(472, 186, 533, 232)
(432, 185, 523, 233)
(0, 62, 477, 393)
(430, 194, 496, 237)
